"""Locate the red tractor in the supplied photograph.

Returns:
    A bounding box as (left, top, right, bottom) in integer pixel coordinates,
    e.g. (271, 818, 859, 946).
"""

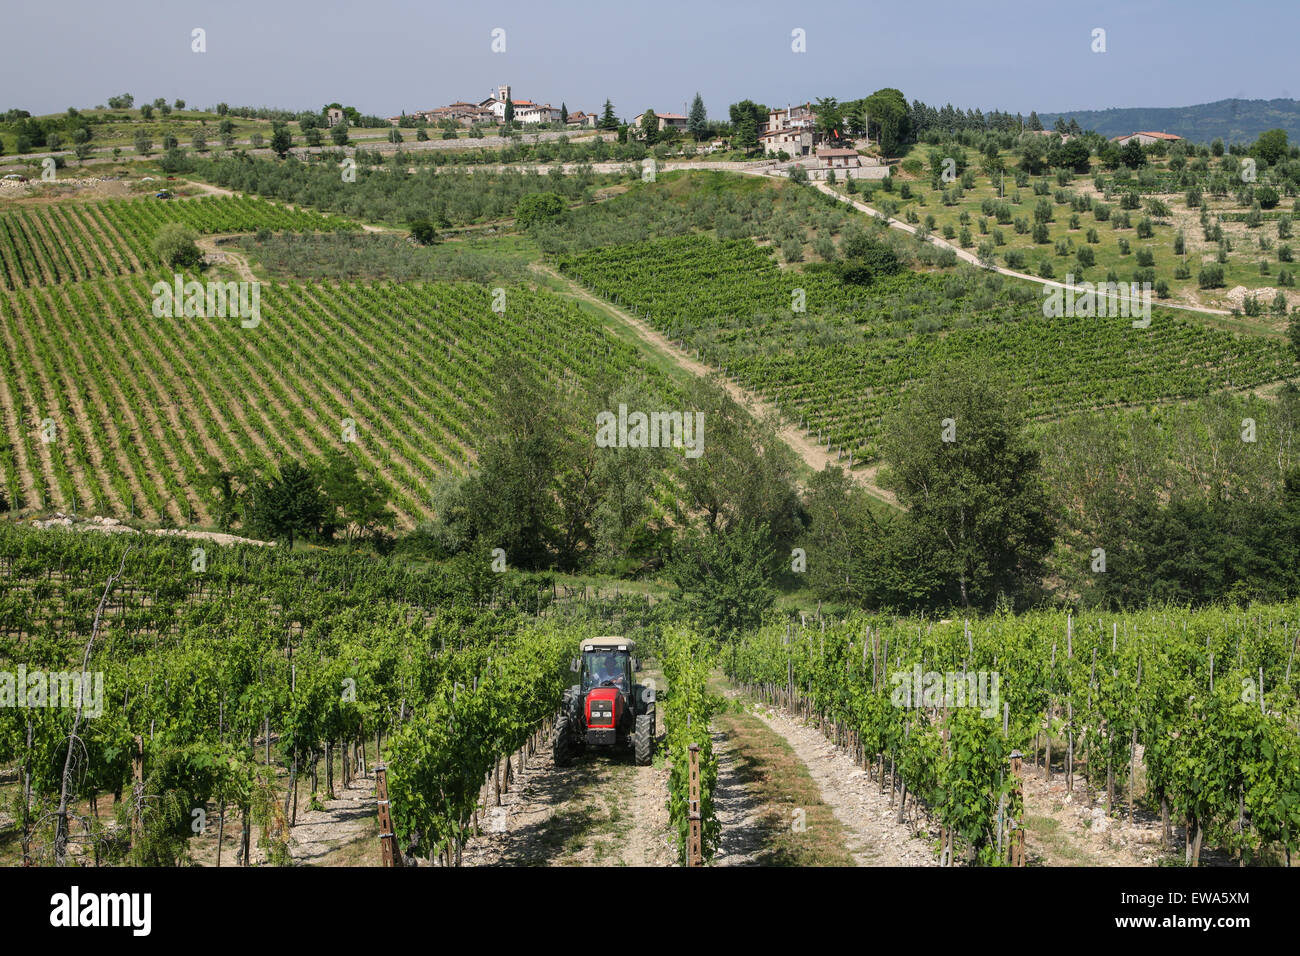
(552, 637, 655, 766)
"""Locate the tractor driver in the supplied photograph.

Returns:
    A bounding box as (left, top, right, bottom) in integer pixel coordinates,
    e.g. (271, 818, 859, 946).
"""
(586, 652, 626, 689)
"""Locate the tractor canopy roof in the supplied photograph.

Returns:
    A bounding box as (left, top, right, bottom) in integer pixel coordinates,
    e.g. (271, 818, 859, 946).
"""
(580, 636, 635, 653)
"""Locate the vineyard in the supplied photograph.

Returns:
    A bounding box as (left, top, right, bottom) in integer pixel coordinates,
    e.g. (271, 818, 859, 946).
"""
(558, 234, 1297, 461)
(0, 276, 678, 525)
(0, 523, 657, 865)
(725, 608, 1300, 865)
(0, 196, 350, 289)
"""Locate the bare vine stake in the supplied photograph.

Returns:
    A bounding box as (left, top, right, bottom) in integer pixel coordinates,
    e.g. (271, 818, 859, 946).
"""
(55, 545, 133, 865)
(1066, 613, 1074, 793)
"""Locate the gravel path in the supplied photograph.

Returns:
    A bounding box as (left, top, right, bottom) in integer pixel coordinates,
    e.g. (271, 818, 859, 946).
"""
(710, 729, 767, 866)
(746, 699, 938, 866)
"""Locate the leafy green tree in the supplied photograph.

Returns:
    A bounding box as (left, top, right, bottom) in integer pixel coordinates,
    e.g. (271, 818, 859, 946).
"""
(799, 465, 945, 609)
(1120, 138, 1147, 168)
(728, 100, 766, 152)
(244, 460, 327, 550)
(503, 97, 514, 124)
(270, 124, 293, 158)
(514, 192, 567, 229)
(1026, 110, 1043, 131)
(1019, 138, 1048, 174)
(836, 230, 903, 284)
(560, 103, 568, 124)
(639, 108, 660, 145)
(879, 362, 1054, 609)
(667, 521, 777, 641)
(329, 122, 348, 146)
(678, 378, 802, 550)
(1252, 128, 1289, 166)
(814, 96, 846, 142)
(458, 364, 562, 568)
(313, 449, 395, 547)
(687, 92, 708, 141)
(863, 88, 909, 155)
(409, 218, 439, 245)
(133, 132, 152, 155)
(151, 223, 202, 268)
(1048, 137, 1091, 173)
(199, 455, 245, 530)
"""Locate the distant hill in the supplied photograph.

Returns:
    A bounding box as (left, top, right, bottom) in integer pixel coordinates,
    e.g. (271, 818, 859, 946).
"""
(1038, 98, 1300, 145)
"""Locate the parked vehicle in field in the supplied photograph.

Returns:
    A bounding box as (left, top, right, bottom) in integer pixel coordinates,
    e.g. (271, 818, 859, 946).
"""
(552, 636, 655, 766)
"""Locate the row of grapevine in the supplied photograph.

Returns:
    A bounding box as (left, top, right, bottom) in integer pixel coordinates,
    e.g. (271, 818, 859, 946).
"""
(0, 196, 352, 290)
(0, 277, 681, 525)
(557, 234, 1295, 463)
(0, 523, 599, 865)
(725, 609, 1300, 865)
(660, 625, 721, 863)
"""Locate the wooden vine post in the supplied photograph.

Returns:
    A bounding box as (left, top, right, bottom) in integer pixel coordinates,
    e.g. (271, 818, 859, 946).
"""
(687, 743, 703, 867)
(131, 734, 144, 841)
(1008, 749, 1025, 867)
(375, 764, 403, 868)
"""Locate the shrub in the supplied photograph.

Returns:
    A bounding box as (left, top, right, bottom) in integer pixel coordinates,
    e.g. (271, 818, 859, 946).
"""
(1198, 264, 1225, 288)
(514, 192, 567, 230)
(409, 219, 439, 245)
(836, 234, 903, 284)
(152, 223, 202, 268)
(1136, 247, 1155, 267)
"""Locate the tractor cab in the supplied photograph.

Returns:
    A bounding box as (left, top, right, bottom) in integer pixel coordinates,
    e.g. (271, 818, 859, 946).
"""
(553, 636, 655, 767)
(580, 644, 633, 694)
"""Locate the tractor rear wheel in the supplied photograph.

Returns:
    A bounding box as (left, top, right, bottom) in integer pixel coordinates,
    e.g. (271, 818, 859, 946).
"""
(634, 713, 653, 765)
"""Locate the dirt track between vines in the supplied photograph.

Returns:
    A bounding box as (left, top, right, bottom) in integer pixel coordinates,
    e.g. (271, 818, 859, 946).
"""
(532, 263, 900, 508)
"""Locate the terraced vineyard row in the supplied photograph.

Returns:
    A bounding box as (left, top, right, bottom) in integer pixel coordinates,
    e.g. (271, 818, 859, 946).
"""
(0, 277, 673, 525)
(558, 235, 1297, 461)
(0, 196, 351, 289)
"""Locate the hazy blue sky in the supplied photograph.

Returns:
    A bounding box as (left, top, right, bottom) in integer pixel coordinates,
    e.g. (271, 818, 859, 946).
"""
(5, 0, 1297, 119)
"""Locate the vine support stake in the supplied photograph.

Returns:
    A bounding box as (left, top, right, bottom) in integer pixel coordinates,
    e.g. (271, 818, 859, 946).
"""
(375, 764, 404, 867)
(687, 743, 703, 867)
